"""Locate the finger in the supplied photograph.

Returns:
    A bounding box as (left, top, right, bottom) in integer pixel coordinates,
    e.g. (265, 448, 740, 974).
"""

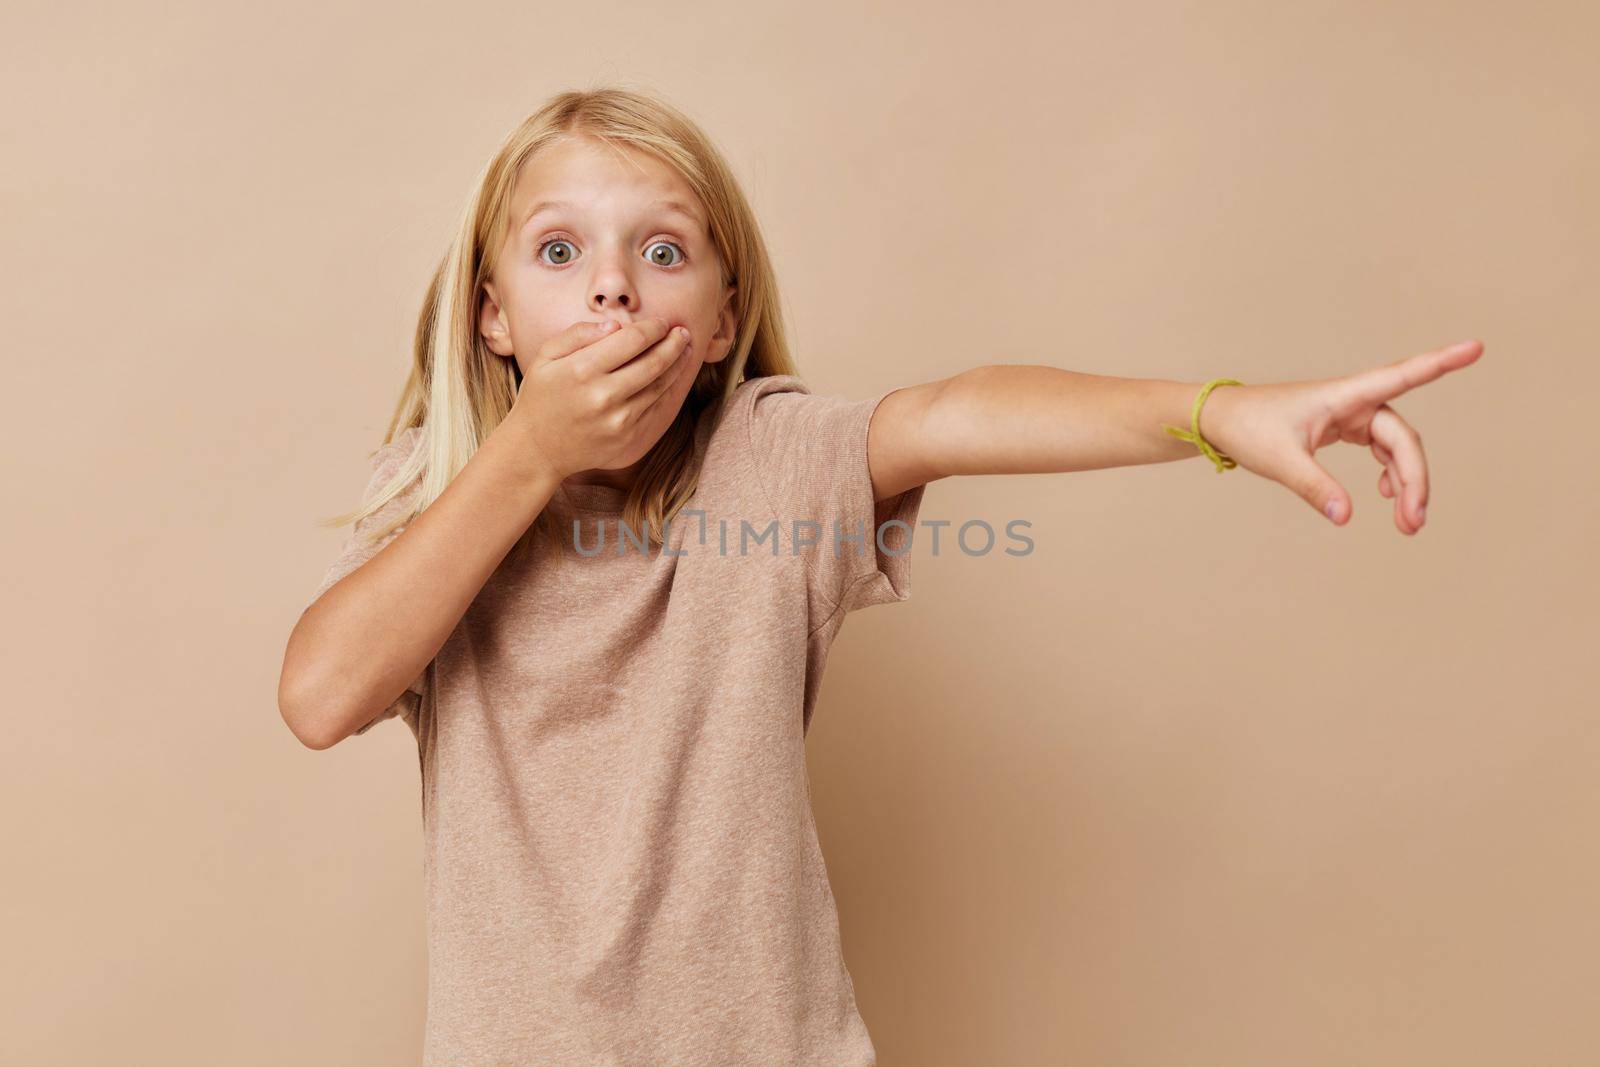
(622, 335, 697, 417)
(1369, 405, 1429, 534)
(622, 333, 700, 425)
(1336, 339, 1483, 411)
(611, 325, 693, 399)
(1370, 423, 1410, 519)
(1371, 440, 1396, 498)
(573, 316, 673, 377)
(1282, 450, 1352, 525)
(536, 318, 622, 366)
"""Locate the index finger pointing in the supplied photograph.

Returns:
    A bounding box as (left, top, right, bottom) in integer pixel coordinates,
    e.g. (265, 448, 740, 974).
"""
(1339, 339, 1484, 409)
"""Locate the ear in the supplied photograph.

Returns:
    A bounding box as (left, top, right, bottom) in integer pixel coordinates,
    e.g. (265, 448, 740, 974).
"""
(704, 284, 740, 364)
(479, 280, 514, 357)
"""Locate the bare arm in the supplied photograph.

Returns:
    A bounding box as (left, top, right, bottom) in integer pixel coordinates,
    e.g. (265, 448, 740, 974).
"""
(278, 419, 561, 749)
(866, 341, 1483, 533)
(864, 365, 1221, 502)
(280, 316, 696, 749)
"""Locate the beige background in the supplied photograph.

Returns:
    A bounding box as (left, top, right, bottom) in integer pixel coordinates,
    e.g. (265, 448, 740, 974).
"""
(4, 0, 1595, 1063)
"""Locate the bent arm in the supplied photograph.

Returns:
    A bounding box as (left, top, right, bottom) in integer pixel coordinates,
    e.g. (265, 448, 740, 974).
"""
(867, 364, 1231, 499)
(278, 420, 562, 750)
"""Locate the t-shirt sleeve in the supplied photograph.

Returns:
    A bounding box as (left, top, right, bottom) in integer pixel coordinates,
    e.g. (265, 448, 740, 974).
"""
(740, 375, 926, 635)
(306, 426, 428, 736)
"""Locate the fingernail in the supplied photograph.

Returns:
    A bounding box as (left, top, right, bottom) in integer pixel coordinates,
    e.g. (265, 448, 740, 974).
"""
(1417, 504, 1426, 522)
(674, 326, 689, 340)
(1325, 500, 1338, 521)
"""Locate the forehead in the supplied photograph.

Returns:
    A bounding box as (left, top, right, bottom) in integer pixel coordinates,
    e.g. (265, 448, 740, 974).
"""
(511, 136, 708, 232)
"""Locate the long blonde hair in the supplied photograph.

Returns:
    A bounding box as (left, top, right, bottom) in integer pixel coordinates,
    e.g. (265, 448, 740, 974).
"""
(322, 86, 800, 563)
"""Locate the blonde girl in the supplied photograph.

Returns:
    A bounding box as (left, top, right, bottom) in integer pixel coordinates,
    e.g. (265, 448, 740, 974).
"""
(278, 87, 1481, 1065)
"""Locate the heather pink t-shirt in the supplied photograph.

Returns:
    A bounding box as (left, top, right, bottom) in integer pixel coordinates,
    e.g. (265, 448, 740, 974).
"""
(308, 373, 926, 1065)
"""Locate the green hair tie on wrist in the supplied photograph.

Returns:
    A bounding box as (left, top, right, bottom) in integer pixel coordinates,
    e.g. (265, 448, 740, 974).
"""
(1162, 377, 1245, 473)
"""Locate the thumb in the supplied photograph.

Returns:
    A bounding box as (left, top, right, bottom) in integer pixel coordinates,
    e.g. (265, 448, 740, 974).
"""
(1281, 452, 1351, 524)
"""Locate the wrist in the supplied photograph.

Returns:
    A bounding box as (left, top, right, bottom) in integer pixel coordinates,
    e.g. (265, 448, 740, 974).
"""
(484, 415, 570, 495)
(1162, 377, 1245, 471)
(1196, 380, 1240, 451)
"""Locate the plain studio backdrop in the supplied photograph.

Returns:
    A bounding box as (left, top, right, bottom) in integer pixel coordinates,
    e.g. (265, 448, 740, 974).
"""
(3, 1, 1595, 1064)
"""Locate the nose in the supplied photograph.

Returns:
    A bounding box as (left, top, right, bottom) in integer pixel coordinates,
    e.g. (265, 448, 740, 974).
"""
(589, 269, 637, 316)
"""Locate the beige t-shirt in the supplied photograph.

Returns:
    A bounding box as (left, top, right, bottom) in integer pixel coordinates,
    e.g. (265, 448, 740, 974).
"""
(307, 373, 926, 1066)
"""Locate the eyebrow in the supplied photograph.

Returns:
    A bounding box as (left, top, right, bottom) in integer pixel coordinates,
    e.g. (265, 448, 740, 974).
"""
(521, 197, 705, 232)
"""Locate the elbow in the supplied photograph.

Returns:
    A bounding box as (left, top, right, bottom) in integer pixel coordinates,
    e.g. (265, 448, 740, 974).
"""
(279, 614, 363, 750)
(278, 648, 350, 751)
(278, 676, 341, 751)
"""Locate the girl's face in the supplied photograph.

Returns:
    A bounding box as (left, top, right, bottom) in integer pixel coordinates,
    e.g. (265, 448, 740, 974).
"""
(480, 135, 738, 380)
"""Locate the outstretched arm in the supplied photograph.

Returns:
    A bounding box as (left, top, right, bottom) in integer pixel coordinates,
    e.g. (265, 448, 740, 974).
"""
(867, 339, 1484, 535)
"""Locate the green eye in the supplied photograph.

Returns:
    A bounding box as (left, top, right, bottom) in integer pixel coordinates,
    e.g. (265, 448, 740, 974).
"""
(539, 239, 575, 265)
(645, 240, 686, 267)
(536, 236, 689, 268)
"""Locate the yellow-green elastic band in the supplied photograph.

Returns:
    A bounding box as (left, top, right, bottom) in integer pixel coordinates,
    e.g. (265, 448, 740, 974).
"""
(1162, 377, 1244, 473)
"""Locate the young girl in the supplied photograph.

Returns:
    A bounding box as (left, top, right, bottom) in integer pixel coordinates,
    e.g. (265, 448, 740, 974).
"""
(279, 88, 1481, 1065)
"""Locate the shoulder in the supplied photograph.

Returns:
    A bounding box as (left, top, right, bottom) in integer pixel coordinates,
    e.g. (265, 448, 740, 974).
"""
(701, 374, 883, 477)
(357, 425, 425, 507)
(368, 425, 423, 474)
(732, 372, 880, 447)
(702, 374, 810, 449)
(731, 373, 812, 410)
(709, 373, 899, 464)
(728, 372, 868, 433)
(693, 375, 808, 487)
(376, 424, 424, 460)
(708, 373, 888, 501)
